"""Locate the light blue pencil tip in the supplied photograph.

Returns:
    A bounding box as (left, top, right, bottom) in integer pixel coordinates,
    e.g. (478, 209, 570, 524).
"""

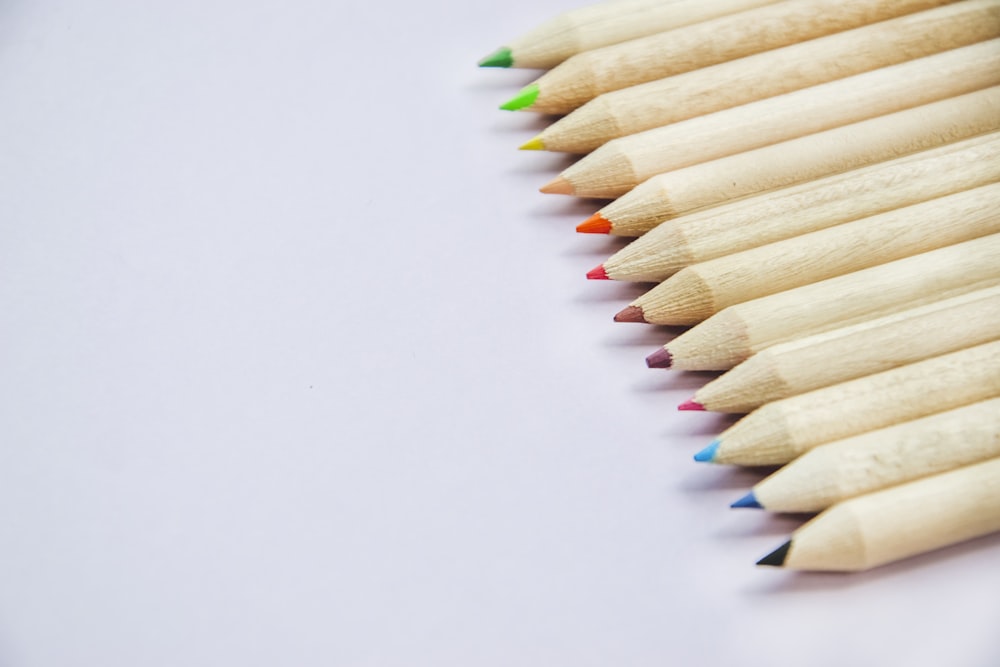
(693, 440, 720, 463)
(730, 491, 762, 509)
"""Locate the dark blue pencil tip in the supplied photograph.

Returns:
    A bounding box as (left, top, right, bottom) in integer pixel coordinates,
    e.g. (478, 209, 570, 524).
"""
(730, 491, 762, 509)
(693, 440, 720, 463)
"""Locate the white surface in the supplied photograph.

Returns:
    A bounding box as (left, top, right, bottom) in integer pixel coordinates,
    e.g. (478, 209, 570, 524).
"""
(0, 1, 998, 665)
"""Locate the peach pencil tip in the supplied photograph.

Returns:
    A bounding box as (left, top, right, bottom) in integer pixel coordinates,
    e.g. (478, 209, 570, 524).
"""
(539, 175, 573, 195)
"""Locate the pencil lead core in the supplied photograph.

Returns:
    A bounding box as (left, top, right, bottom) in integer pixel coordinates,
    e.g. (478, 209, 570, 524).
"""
(478, 46, 513, 68)
(519, 135, 545, 151)
(693, 440, 720, 463)
(539, 175, 573, 195)
(576, 212, 611, 234)
(586, 265, 608, 280)
(730, 492, 762, 509)
(645, 348, 672, 369)
(678, 398, 705, 411)
(757, 541, 792, 567)
(500, 83, 539, 111)
(614, 305, 646, 323)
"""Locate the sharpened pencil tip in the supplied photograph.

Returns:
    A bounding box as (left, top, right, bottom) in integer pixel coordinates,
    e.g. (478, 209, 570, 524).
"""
(577, 213, 611, 234)
(539, 175, 573, 195)
(500, 83, 539, 111)
(614, 305, 646, 323)
(678, 398, 705, 411)
(693, 440, 720, 463)
(646, 348, 672, 369)
(757, 541, 792, 567)
(519, 135, 545, 151)
(730, 491, 762, 509)
(587, 264, 608, 280)
(478, 46, 513, 68)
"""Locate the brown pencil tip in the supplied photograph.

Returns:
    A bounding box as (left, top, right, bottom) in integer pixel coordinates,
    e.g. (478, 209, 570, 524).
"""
(539, 175, 574, 195)
(614, 305, 646, 323)
(586, 265, 608, 280)
(576, 212, 611, 234)
(645, 348, 672, 369)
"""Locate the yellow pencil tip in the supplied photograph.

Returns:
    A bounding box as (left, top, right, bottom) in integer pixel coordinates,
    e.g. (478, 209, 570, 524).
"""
(519, 135, 545, 151)
(539, 175, 574, 195)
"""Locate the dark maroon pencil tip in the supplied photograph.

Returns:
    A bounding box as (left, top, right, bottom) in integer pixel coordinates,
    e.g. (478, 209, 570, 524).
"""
(645, 348, 672, 369)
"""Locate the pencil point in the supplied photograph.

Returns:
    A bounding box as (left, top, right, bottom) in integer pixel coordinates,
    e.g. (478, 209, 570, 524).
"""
(757, 541, 792, 568)
(693, 440, 720, 463)
(478, 46, 513, 68)
(614, 305, 646, 323)
(500, 83, 539, 111)
(731, 491, 762, 509)
(645, 348, 672, 369)
(539, 175, 574, 195)
(586, 264, 608, 280)
(519, 135, 545, 151)
(678, 398, 705, 411)
(577, 212, 611, 234)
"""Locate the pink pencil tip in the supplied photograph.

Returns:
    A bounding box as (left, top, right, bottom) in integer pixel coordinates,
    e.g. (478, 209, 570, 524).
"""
(586, 265, 608, 280)
(678, 399, 705, 411)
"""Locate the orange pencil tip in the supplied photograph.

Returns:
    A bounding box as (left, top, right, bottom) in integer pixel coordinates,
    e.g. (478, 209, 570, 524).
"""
(614, 305, 646, 323)
(539, 175, 574, 195)
(576, 212, 611, 234)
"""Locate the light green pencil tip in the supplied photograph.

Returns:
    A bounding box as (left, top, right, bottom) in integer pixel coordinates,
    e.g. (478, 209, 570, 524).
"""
(479, 46, 513, 68)
(500, 83, 540, 111)
(519, 135, 545, 151)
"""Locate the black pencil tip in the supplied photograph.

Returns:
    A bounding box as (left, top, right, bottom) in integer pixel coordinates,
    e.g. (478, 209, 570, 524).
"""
(757, 540, 791, 567)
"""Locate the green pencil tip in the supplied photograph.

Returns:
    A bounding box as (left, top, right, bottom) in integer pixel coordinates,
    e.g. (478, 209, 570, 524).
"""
(479, 46, 513, 68)
(500, 83, 540, 111)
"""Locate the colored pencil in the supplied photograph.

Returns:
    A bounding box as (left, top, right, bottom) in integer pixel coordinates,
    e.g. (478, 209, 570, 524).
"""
(479, 0, 780, 70)
(621, 184, 1000, 326)
(700, 341, 1000, 466)
(581, 86, 1000, 235)
(547, 41, 1000, 197)
(738, 399, 1000, 513)
(531, 1, 1000, 153)
(756, 457, 1000, 571)
(647, 234, 1000, 371)
(690, 286, 1000, 412)
(501, 0, 951, 114)
(596, 133, 1000, 281)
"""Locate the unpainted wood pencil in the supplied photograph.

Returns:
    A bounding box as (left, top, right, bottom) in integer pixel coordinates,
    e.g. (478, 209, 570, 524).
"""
(691, 286, 1000, 412)
(479, 0, 780, 70)
(703, 341, 1000, 466)
(502, 0, 951, 114)
(589, 86, 1000, 235)
(599, 133, 1000, 281)
(746, 399, 1000, 513)
(626, 184, 1000, 325)
(757, 457, 1000, 571)
(534, 0, 1000, 153)
(652, 234, 1000, 371)
(552, 40, 1000, 198)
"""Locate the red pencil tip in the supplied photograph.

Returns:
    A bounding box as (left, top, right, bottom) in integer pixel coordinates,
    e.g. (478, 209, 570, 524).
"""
(587, 264, 609, 280)
(678, 399, 705, 411)
(576, 212, 612, 234)
(645, 348, 672, 369)
(614, 305, 646, 323)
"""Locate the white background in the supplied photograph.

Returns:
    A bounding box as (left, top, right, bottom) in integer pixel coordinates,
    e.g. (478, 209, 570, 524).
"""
(0, 1, 998, 665)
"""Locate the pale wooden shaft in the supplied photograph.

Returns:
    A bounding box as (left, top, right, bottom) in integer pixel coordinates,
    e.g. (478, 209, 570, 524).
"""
(542, 1, 1000, 152)
(666, 233, 1000, 370)
(506, 0, 780, 69)
(562, 40, 1000, 197)
(782, 457, 1000, 571)
(714, 341, 1000, 466)
(600, 86, 1000, 234)
(636, 183, 1000, 324)
(714, 341, 1000, 465)
(756, 399, 1000, 512)
(604, 133, 1000, 281)
(695, 286, 1000, 411)
(530, 0, 951, 113)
